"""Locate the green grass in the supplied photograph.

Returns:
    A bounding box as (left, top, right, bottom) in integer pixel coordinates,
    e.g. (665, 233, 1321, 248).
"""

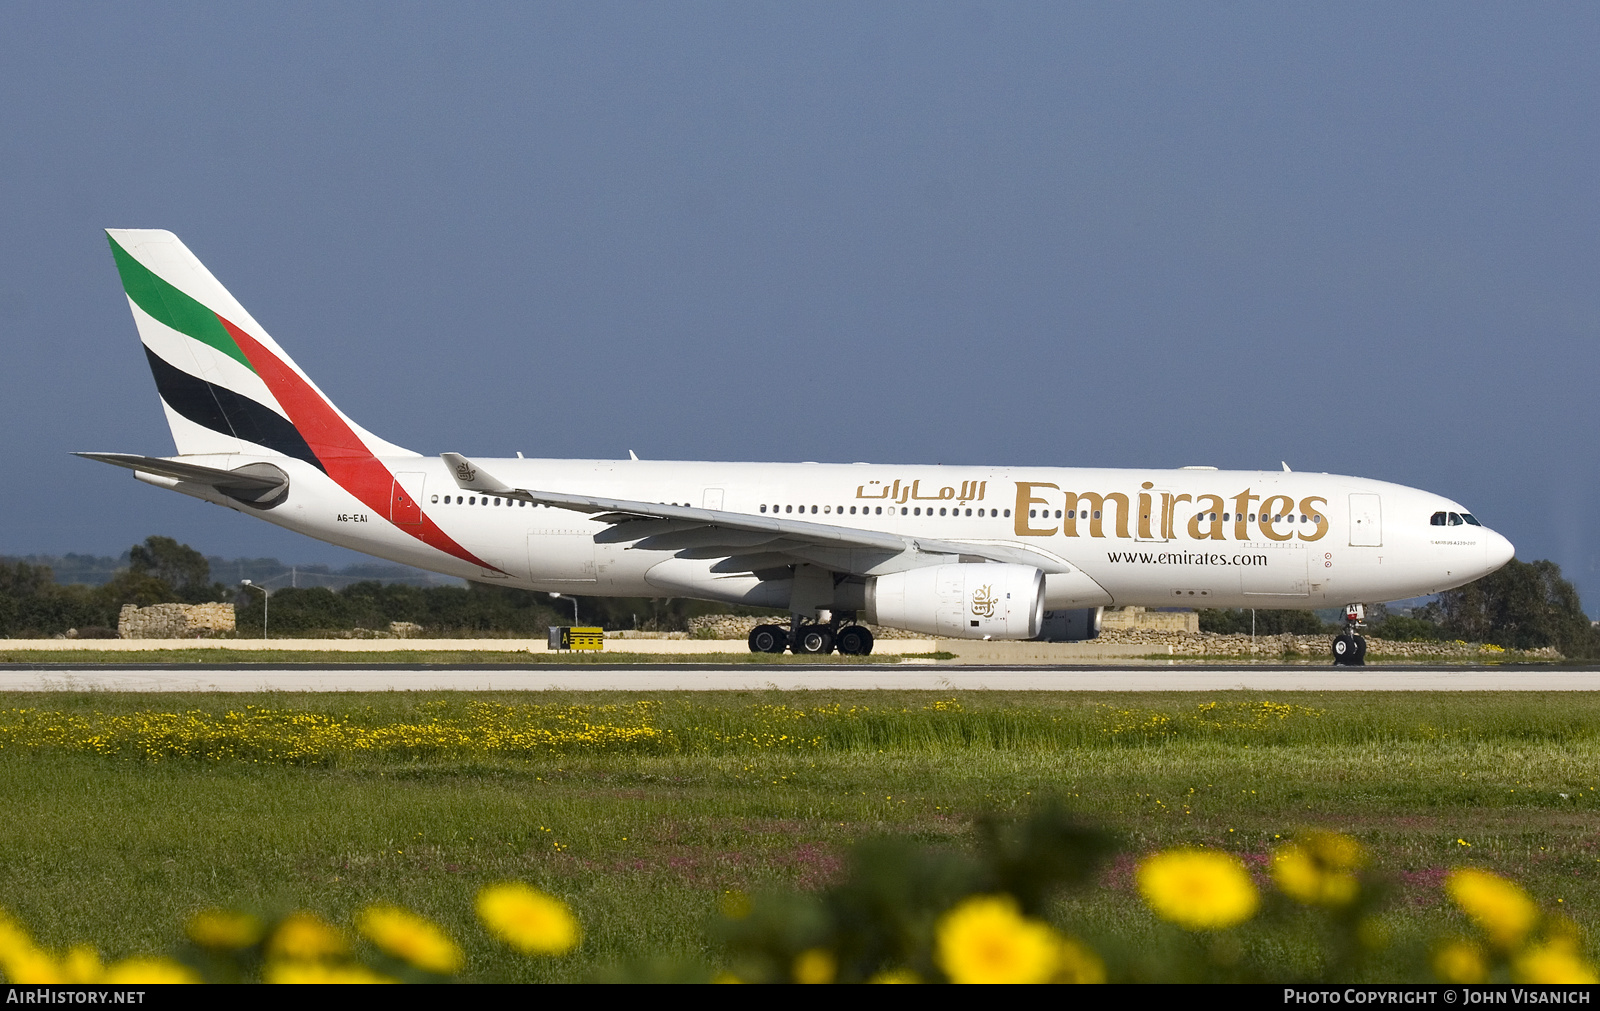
(0, 690, 1596, 981)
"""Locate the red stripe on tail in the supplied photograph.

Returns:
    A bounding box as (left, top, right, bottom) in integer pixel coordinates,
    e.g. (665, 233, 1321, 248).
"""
(216, 316, 500, 572)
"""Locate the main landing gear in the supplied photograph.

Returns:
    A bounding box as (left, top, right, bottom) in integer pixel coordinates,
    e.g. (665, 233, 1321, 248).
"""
(747, 614, 875, 656)
(1332, 603, 1368, 666)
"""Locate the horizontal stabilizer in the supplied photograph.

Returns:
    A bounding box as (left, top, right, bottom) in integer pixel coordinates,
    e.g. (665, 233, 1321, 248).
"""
(77, 453, 290, 506)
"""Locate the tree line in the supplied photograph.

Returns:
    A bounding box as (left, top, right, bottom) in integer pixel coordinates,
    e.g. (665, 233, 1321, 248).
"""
(1, 536, 228, 637)
(2, 535, 775, 638)
(5, 537, 1595, 652)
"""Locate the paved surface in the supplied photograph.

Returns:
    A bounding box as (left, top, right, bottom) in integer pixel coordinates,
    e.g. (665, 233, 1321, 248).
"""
(1, 665, 1597, 692)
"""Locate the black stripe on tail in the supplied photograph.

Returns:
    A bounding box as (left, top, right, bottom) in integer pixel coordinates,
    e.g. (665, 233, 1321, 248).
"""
(143, 347, 325, 472)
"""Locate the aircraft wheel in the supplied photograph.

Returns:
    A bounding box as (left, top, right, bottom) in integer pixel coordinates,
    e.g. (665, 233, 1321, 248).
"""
(794, 625, 834, 655)
(837, 626, 874, 656)
(748, 624, 787, 654)
(1352, 634, 1368, 665)
(1332, 635, 1355, 666)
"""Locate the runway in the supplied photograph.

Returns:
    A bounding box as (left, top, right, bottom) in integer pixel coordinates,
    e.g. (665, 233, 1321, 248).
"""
(1, 664, 1597, 692)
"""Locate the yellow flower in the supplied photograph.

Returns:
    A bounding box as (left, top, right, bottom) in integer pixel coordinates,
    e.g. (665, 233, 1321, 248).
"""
(0, 913, 57, 983)
(355, 905, 464, 975)
(266, 911, 350, 962)
(1272, 831, 1366, 907)
(60, 945, 103, 983)
(935, 895, 1062, 984)
(1053, 936, 1107, 984)
(867, 968, 921, 983)
(1446, 868, 1539, 950)
(265, 961, 395, 984)
(0, 912, 32, 959)
(185, 908, 265, 950)
(475, 882, 582, 956)
(1432, 939, 1488, 983)
(1, 945, 63, 984)
(717, 890, 752, 920)
(1137, 849, 1259, 931)
(792, 948, 836, 984)
(1513, 941, 1600, 985)
(101, 957, 201, 984)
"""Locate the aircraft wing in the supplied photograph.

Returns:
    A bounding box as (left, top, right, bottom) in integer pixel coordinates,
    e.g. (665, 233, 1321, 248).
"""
(441, 453, 1075, 575)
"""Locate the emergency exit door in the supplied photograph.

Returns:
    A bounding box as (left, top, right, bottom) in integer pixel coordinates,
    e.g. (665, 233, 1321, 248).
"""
(391, 473, 425, 526)
(1349, 493, 1382, 547)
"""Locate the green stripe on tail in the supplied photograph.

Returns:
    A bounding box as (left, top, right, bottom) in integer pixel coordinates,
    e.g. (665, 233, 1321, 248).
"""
(107, 234, 255, 372)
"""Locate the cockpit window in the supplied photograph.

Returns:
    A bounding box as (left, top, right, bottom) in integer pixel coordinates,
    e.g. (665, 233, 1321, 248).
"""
(1447, 512, 1464, 526)
(1462, 513, 1481, 526)
(1430, 511, 1447, 526)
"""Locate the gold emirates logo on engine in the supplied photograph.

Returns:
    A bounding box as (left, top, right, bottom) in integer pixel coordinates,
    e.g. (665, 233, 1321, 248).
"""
(971, 585, 998, 618)
(1013, 481, 1329, 543)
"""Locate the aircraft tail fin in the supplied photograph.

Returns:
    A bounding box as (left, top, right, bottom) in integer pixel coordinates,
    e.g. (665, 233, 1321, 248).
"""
(105, 229, 415, 465)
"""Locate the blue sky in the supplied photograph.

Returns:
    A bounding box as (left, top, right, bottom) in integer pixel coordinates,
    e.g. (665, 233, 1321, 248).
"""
(3, 4, 1597, 611)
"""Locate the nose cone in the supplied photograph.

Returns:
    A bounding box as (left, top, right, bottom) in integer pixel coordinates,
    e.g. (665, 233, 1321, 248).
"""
(1485, 530, 1515, 573)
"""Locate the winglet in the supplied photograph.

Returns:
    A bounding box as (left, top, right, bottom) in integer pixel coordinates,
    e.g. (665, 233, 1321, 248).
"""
(441, 453, 516, 494)
(1282, 461, 1292, 472)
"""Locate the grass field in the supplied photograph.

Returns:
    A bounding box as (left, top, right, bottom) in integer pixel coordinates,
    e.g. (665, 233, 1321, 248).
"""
(0, 690, 1595, 981)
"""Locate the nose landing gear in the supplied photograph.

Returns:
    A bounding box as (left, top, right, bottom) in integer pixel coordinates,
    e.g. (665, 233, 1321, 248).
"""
(1332, 604, 1368, 666)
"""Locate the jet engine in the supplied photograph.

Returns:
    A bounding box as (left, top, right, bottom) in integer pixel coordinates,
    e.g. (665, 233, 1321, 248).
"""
(865, 563, 1044, 640)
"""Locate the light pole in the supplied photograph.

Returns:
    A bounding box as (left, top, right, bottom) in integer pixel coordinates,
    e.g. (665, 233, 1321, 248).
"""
(549, 592, 579, 625)
(241, 580, 270, 640)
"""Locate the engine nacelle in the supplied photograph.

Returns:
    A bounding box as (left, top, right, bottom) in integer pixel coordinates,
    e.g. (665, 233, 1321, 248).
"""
(866, 563, 1044, 640)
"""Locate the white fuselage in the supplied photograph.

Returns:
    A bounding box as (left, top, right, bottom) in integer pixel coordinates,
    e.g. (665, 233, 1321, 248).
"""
(146, 456, 1514, 611)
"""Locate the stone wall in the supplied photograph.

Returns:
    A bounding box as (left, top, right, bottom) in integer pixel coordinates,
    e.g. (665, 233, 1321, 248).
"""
(331, 622, 426, 639)
(1100, 607, 1199, 633)
(118, 602, 236, 639)
(687, 615, 925, 640)
(1092, 626, 1562, 660)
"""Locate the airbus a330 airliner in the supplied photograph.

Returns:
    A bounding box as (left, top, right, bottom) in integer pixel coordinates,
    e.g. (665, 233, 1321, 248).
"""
(81, 230, 1514, 664)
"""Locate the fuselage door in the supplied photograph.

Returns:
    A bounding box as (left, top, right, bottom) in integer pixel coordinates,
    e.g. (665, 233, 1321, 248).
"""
(703, 488, 724, 510)
(391, 473, 425, 526)
(1349, 493, 1382, 547)
(1137, 488, 1172, 542)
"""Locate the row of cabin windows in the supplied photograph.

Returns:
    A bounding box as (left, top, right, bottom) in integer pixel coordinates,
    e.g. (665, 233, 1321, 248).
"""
(1026, 508, 1325, 525)
(421, 495, 1331, 529)
(1431, 511, 1482, 526)
(433, 495, 544, 507)
(760, 504, 1010, 518)
(425, 494, 1013, 519)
